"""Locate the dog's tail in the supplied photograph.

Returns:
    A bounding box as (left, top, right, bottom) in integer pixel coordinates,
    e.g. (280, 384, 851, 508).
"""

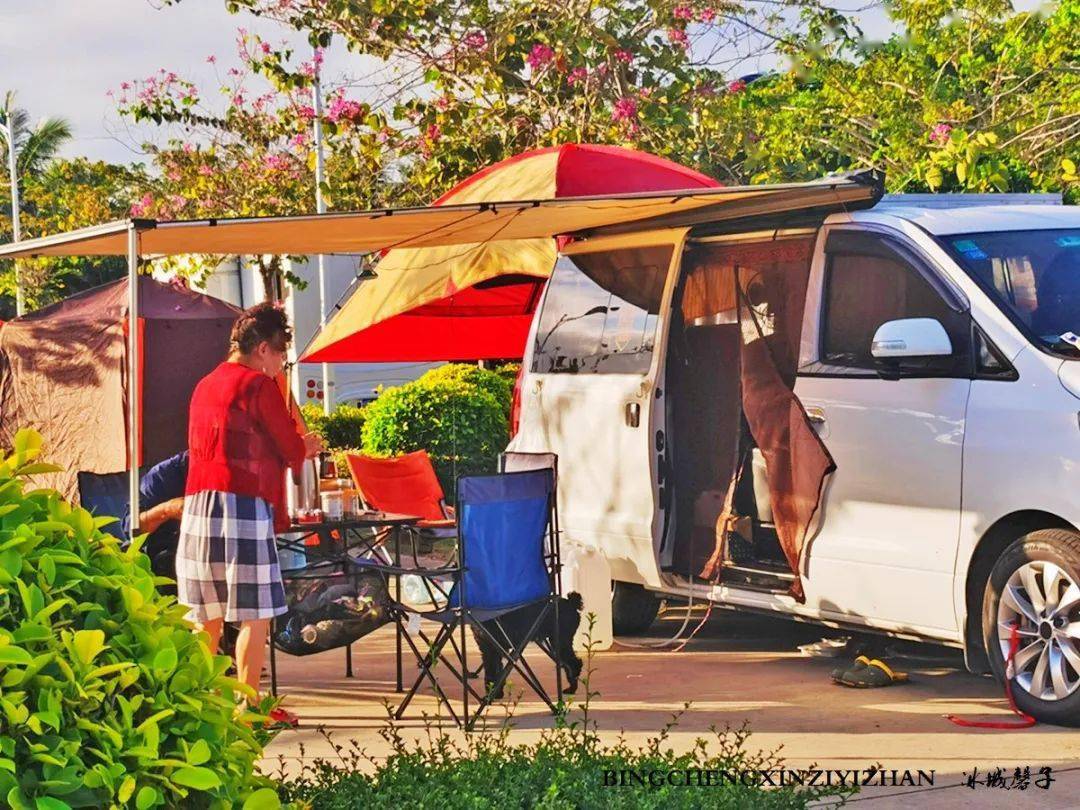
(566, 591, 583, 611)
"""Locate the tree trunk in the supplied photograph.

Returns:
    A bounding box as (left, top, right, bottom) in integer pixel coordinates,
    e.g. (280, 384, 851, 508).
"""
(255, 255, 284, 302)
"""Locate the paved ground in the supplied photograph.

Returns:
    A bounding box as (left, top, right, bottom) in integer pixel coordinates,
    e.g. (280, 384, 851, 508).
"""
(262, 605, 1080, 806)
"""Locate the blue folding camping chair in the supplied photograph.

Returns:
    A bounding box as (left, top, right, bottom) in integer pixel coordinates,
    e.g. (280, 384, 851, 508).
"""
(391, 468, 563, 730)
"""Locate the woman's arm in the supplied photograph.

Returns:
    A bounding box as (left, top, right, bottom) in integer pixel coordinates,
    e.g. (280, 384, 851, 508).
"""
(138, 497, 185, 535)
(253, 377, 317, 471)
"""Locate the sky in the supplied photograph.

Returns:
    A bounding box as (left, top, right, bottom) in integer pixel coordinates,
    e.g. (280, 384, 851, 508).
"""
(0, 0, 1048, 167)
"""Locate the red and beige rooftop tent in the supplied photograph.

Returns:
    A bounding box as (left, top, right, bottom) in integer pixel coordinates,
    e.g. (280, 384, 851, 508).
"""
(302, 144, 719, 363)
(0, 170, 881, 571)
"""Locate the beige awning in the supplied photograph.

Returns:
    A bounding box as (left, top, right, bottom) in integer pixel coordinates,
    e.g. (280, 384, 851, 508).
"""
(0, 172, 881, 260)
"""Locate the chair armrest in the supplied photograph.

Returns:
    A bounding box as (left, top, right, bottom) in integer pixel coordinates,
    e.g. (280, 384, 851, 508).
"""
(417, 518, 456, 529)
(350, 559, 461, 578)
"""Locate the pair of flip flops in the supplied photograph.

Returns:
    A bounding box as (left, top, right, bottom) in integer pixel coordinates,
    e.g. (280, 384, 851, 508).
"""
(831, 655, 909, 688)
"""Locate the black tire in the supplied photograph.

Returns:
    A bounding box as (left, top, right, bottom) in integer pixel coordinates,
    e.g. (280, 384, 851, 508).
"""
(611, 581, 660, 636)
(982, 528, 1080, 727)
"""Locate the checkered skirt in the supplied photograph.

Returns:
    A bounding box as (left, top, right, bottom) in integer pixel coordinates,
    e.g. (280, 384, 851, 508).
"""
(176, 491, 287, 623)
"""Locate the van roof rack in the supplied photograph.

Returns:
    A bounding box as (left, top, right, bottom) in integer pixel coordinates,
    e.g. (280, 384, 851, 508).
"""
(877, 193, 1061, 209)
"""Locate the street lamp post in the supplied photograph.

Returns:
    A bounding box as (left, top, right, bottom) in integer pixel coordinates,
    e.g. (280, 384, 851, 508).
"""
(5, 116, 23, 316)
(312, 43, 333, 416)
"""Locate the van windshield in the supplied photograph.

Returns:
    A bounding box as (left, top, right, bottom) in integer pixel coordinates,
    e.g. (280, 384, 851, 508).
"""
(941, 229, 1080, 355)
(532, 245, 672, 374)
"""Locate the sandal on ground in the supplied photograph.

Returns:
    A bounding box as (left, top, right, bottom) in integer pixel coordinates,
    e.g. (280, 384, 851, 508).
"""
(830, 655, 870, 683)
(834, 658, 908, 688)
(267, 706, 301, 728)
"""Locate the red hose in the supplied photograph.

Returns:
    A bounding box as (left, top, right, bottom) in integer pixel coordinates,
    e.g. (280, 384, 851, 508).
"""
(946, 624, 1036, 729)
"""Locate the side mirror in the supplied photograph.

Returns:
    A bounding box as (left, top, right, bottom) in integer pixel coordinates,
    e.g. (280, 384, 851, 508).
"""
(871, 318, 953, 360)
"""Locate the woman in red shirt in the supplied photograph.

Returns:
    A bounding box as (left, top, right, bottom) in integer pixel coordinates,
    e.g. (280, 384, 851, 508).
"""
(177, 302, 322, 707)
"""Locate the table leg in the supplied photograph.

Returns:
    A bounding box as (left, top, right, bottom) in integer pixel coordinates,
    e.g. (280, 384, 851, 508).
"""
(269, 619, 278, 697)
(345, 643, 354, 678)
(395, 527, 403, 692)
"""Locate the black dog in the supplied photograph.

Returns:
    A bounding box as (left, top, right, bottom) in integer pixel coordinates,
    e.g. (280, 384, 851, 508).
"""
(472, 592, 583, 700)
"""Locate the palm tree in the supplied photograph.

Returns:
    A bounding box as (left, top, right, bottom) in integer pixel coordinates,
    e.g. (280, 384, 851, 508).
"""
(1, 91, 72, 314)
(0, 91, 73, 182)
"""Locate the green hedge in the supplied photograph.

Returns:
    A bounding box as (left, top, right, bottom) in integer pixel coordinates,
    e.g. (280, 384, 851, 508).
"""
(0, 430, 280, 809)
(301, 402, 367, 450)
(278, 623, 851, 809)
(360, 365, 510, 499)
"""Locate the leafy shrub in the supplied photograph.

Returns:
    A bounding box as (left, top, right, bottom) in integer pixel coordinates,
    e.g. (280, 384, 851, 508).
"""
(361, 366, 509, 499)
(0, 430, 281, 809)
(301, 403, 368, 451)
(414, 364, 513, 411)
(277, 619, 851, 809)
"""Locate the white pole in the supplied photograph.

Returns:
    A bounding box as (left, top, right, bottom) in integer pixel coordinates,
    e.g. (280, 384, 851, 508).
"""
(5, 117, 24, 316)
(127, 225, 141, 532)
(312, 44, 333, 416)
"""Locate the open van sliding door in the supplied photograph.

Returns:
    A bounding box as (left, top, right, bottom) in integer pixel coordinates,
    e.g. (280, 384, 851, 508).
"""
(514, 229, 688, 589)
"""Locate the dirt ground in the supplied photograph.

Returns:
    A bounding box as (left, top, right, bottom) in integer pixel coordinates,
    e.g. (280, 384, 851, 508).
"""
(262, 604, 1080, 807)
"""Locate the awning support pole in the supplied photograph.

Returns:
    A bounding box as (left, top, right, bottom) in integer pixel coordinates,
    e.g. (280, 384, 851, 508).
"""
(127, 224, 141, 533)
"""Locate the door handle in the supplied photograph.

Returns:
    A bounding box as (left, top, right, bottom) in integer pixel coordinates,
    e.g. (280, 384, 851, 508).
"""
(625, 402, 641, 428)
(805, 406, 827, 425)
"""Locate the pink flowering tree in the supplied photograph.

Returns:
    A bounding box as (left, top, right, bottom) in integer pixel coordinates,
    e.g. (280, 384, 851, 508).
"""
(148, 1, 830, 193)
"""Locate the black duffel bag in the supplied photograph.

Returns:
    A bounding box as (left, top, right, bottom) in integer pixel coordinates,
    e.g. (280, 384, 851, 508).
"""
(273, 566, 393, 656)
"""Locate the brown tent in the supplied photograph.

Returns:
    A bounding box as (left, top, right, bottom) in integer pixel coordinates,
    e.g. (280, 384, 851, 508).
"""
(0, 277, 241, 505)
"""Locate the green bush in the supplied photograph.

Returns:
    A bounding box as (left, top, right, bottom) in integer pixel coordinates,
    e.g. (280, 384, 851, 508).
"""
(361, 366, 509, 499)
(0, 430, 281, 809)
(301, 403, 367, 451)
(414, 364, 513, 412)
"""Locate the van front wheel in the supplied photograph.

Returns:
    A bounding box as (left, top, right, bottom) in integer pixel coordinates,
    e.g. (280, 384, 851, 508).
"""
(611, 582, 660, 636)
(982, 529, 1080, 726)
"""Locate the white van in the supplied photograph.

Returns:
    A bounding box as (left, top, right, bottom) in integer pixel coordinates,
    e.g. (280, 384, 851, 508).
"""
(509, 188, 1080, 725)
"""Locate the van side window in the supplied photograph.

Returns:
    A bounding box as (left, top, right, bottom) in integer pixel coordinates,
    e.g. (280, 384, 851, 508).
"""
(821, 249, 970, 373)
(532, 245, 672, 374)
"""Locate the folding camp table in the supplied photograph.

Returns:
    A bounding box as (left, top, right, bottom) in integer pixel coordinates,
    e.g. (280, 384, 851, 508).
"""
(269, 511, 419, 695)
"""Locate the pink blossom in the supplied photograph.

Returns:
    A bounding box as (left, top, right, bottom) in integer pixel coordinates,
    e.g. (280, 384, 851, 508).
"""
(667, 28, 689, 49)
(377, 128, 392, 144)
(300, 61, 317, 78)
(261, 41, 272, 54)
(290, 133, 308, 148)
(263, 153, 291, 171)
(673, 5, 693, 20)
(326, 96, 366, 123)
(527, 43, 555, 71)
(435, 95, 451, 111)
(120, 81, 131, 90)
(567, 67, 588, 86)
(297, 105, 316, 121)
(232, 93, 245, 106)
(699, 7, 716, 22)
(426, 123, 442, 142)
(614, 49, 633, 64)
(727, 79, 746, 94)
(198, 164, 214, 176)
(167, 169, 181, 181)
(164, 72, 178, 83)
(612, 96, 638, 122)
(182, 142, 195, 154)
(930, 122, 952, 143)
(130, 193, 154, 217)
(168, 194, 187, 210)
(228, 68, 241, 77)
(206, 55, 217, 64)
(464, 31, 487, 50)
(313, 48, 324, 66)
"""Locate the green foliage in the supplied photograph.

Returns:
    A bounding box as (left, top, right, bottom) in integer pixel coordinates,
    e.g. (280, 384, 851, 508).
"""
(277, 618, 851, 808)
(301, 402, 368, 450)
(361, 365, 510, 498)
(0, 429, 280, 809)
(415, 364, 513, 412)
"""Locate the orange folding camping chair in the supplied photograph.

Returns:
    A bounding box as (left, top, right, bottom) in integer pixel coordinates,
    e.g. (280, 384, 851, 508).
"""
(346, 450, 460, 689)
